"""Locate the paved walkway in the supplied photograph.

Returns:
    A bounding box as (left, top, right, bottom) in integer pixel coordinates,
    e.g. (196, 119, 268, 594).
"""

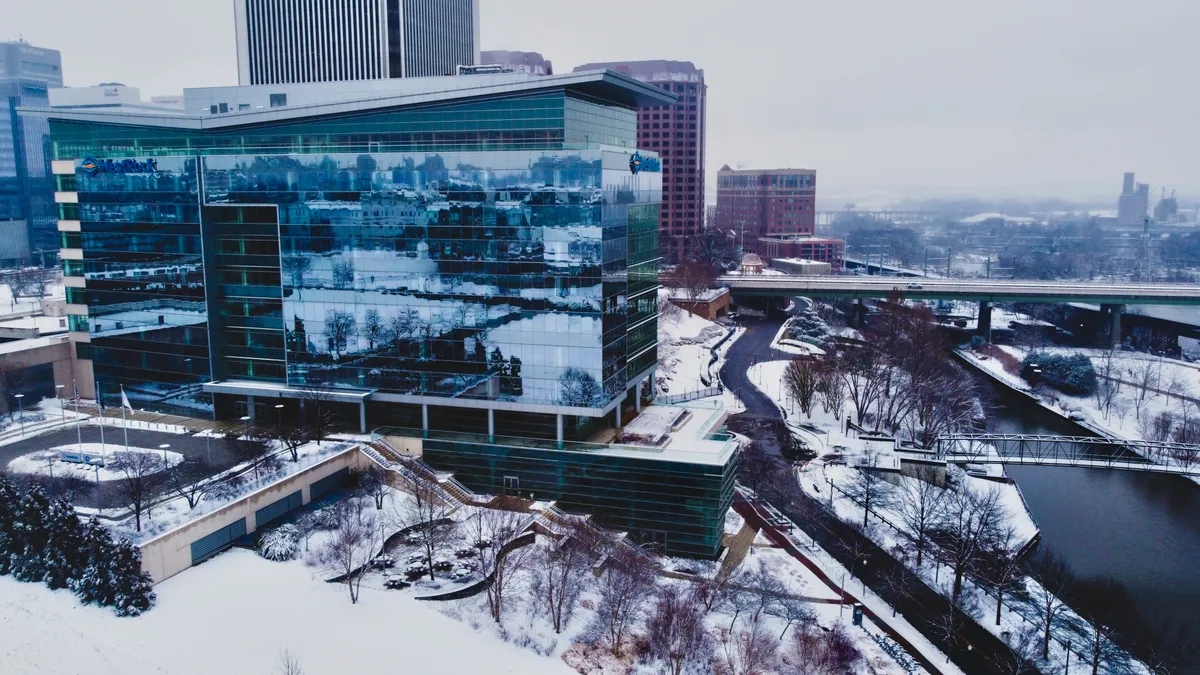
(735, 495, 948, 675)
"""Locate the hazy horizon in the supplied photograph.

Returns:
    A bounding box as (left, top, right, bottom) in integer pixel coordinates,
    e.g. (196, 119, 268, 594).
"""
(5, 0, 1198, 206)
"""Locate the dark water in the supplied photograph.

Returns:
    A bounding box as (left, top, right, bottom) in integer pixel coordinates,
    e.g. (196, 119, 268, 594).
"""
(980, 379, 1200, 645)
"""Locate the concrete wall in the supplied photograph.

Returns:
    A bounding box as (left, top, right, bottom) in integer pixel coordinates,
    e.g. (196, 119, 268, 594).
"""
(139, 446, 368, 584)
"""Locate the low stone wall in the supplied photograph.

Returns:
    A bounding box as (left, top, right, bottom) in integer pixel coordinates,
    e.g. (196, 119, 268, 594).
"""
(139, 446, 368, 584)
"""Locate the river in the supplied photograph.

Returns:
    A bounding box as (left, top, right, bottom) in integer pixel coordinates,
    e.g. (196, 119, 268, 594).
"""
(977, 376, 1200, 653)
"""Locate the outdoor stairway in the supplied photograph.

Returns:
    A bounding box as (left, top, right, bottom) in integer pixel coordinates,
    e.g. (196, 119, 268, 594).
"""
(361, 440, 493, 507)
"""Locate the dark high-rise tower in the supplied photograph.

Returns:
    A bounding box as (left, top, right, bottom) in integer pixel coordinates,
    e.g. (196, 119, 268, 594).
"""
(573, 60, 705, 264)
(234, 0, 480, 84)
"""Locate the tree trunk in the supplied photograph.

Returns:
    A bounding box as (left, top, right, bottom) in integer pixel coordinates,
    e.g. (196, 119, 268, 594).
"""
(995, 587, 1003, 626)
(1042, 619, 1052, 660)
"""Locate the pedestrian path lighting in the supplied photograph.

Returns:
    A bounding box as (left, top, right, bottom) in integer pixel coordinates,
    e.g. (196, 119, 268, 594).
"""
(159, 443, 170, 464)
(55, 384, 65, 419)
(14, 393, 25, 438)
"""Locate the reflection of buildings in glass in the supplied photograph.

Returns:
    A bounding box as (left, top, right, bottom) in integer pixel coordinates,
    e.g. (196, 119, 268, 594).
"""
(52, 72, 667, 423)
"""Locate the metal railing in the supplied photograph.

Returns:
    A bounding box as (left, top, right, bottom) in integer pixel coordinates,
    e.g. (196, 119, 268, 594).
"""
(933, 434, 1200, 476)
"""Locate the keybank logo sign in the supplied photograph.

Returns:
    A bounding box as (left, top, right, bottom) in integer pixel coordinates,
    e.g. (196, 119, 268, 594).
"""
(81, 157, 158, 177)
(628, 151, 661, 175)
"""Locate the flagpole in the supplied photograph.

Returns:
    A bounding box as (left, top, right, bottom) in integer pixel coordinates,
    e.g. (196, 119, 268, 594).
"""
(73, 378, 82, 454)
(120, 384, 130, 452)
(96, 379, 105, 460)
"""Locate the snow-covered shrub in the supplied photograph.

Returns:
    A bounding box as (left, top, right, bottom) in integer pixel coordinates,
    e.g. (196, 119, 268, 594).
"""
(311, 505, 341, 530)
(786, 310, 829, 346)
(1022, 351, 1097, 395)
(258, 524, 301, 561)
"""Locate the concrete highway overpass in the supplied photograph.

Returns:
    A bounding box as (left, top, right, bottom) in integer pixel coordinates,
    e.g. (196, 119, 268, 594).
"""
(718, 275, 1200, 306)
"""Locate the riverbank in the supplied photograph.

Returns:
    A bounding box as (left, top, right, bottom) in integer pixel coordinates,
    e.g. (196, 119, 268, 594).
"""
(955, 345, 1200, 486)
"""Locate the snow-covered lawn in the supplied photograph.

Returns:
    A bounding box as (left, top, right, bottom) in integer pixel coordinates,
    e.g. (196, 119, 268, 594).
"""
(0, 549, 570, 675)
(7, 444, 183, 481)
(657, 290, 734, 395)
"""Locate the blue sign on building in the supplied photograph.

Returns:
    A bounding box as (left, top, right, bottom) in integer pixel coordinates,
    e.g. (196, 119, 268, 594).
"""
(628, 151, 661, 175)
(81, 157, 158, 177)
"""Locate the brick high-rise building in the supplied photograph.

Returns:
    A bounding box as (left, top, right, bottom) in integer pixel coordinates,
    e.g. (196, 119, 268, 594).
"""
(715, 166, 842, 266)
(574, 60, 705, 264)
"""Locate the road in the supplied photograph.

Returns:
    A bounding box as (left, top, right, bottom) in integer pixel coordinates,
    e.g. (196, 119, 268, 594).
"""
(719, 274, 1200, 305)
(720, 308, 1029, 674)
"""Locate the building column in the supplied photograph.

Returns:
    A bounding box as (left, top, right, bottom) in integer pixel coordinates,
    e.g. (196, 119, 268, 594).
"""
(978, 301, 993, 342)
(246, 395, 255, 420)
(614, 394, 625, 429)
(358, 400, 367, 435)
(556, 413, 564, 449)
(421, 403, 429, 438)
(1102, 303, 1125, 348)
(488, 408, 495, 443)
(634, 381, 643, 413)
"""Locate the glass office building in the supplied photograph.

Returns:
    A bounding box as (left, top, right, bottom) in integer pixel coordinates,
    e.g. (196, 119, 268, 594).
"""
(2, 77, 56, 263)
(50, 72, 668, 437)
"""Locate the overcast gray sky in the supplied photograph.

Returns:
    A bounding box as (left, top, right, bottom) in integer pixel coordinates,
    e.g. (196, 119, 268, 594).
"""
(5, 0, 1199, 205)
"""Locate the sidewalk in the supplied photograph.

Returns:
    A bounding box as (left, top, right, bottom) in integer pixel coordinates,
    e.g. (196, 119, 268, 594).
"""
(735, 495, 956, 675)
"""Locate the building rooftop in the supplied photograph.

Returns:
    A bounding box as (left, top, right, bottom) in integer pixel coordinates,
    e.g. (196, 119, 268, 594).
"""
(718, 165, 816, 175)
(573, 60, 704, 82)
(31, 70, 676, 130)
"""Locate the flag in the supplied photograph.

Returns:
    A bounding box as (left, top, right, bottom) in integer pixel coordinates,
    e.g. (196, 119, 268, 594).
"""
(120, 387, 134, 413)
(72, 384, 80, 405)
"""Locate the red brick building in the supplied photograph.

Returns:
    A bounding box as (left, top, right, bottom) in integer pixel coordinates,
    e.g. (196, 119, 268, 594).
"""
(715, 166, 841, 266)
(574, 60, 706, 264)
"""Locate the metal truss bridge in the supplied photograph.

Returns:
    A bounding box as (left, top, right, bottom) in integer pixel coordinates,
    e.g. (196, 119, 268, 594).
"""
(930, 434, 1200, 477)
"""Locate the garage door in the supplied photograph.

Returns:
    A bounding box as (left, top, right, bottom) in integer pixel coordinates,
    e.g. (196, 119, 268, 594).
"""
(310, 467, 350, 501)
(255, 490, 303, 530)
(190, 518, 248, 565)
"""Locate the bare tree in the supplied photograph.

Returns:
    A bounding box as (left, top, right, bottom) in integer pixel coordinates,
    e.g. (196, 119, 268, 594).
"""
(357, 466, 389, 510)
(843, 453, 894, 528)
(895, 464, 946, 566)
(779, 624, 862, 675)
(331, 258, 355, 289)
(531, 530, 591, 634)
(1093, 349, 1122, 420)
(1126, 357, 1162, 421)
(387, 310, 417, 352)
(594, 546, 657, 656)
(764, 591, 815, 640)
(737, 441, 782, 496)
(1024, 547, 1074, 661)
(281, 255, 312, 289)
(667, 260, 718, 305)
(391, 473, 454, 582)
(827, 344, 889, 425)
(270, 420, 311, 463)
(324, 310, 357, 360)
(317, 497, 379, 604)
(992, 624, 1042, 675)
(645, 587, 714, 675)
(980, 525, 1027, 627)
(162, 456, 216, 509)
(108, 451, 165, 532)
(228, 430, 273, 482)
(815, 365, 845, 419)
(471, 508, 535, 623)
(558, 367, 601, 407)
(276, 648, 303, 675)
(359, 309, 384, 353)
(719, 614, 778, 675)
(934, 483, 1006, 602)
(299, 385, 339, 444)
(783, 359, 820, 418)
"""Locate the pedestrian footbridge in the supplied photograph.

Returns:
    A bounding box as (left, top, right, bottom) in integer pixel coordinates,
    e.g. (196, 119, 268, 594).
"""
(930, 434, 1200, 477)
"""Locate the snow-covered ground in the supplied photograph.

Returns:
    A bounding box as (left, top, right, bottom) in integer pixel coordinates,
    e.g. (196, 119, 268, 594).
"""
(7, 444, 183, 481)
(0, 549, 569, 675)
(656, 290, 739, 397)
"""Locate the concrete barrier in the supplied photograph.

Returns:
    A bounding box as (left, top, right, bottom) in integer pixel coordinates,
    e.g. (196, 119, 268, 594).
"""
(139, 446, 368, 584)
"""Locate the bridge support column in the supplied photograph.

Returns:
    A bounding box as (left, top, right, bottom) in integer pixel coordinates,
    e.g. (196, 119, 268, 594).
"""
(978, 301, 992, 342)
(1101, 303, 1125, 348)
(851, 298, 866, 327)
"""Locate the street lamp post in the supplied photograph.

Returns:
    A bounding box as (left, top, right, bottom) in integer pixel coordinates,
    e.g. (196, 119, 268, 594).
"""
(240, 414, 251, 439)
(159, 443, 170, 465)
(14, 393, 25, 438)
(275, 403, 284, 424)
(55, 384, 65, 420)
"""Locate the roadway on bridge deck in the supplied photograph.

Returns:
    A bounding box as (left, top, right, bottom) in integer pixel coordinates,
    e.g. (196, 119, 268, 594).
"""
(719, 274, 1200, 304)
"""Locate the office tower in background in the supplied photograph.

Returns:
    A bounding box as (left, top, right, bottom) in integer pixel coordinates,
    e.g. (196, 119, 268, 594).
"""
(234, 0, 480, 85)
(0, 40, 63, 264)
(714, 166, 843, 267)
(573, 60, 705, 264)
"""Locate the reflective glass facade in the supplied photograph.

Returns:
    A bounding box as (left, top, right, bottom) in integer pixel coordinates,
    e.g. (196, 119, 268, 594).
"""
(54, 90, 660, 419)
(1, 78, 56, 261)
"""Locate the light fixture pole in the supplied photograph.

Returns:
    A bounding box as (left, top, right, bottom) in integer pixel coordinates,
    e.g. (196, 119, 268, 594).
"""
(14, 393, 24, 438)
(159, 443, 171, 465)
(55, 384, 65, 419)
